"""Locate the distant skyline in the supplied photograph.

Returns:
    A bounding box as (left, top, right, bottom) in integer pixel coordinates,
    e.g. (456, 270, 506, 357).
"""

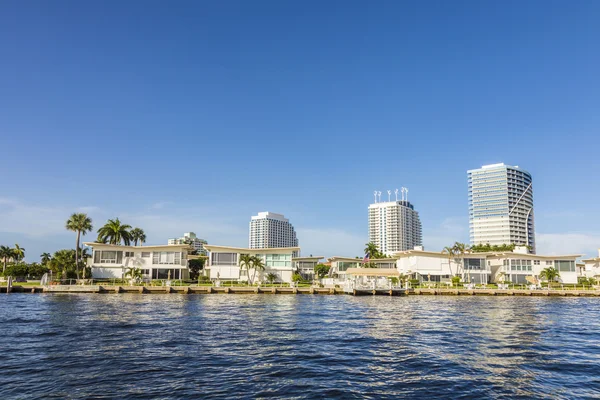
(1, 1, 599, 260)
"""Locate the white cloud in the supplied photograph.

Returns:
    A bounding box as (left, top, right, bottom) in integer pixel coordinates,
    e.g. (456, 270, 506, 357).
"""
(0, 197, 70, 237)
(536, 232, 600, 258)
(149, 202, 170, 210)
(296, 228, 365, 258)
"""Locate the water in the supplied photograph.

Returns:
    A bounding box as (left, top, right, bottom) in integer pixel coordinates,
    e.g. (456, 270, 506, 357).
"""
(1, 294, 600, 399)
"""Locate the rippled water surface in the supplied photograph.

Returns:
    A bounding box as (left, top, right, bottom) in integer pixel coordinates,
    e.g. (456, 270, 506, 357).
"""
(1, 294, 600, 399)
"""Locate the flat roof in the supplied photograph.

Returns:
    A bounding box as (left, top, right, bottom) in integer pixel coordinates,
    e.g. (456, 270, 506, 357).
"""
(83, 242, 190, 250)
(391, 249, 582, 260)
(292, 257, 324, 261)
(204, 244, 300, 253)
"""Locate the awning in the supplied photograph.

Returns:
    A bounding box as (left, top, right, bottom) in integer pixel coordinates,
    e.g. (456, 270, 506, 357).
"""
(346, 268, 400, 277)
(526, 276, 539, 284)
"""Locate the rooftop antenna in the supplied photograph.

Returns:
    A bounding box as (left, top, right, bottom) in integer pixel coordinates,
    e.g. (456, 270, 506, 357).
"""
(401, 187, 406, 202)
(387, 190, 391, 202)
(373, 191, 378, 203)
(394, 188, 399, 201)
(405, 187, 409, 203)
(377, 191, 382, 203)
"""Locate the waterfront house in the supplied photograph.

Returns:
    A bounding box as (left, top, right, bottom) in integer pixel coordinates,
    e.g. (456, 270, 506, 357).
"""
(84, 242, 191, 280)
(204, 245, 300, 284)
(393, 246, 581, 285)
(581, 249, 600, 281)
(292, 256, 324, 280)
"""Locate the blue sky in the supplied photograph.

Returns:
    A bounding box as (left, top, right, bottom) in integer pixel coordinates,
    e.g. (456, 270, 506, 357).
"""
(1, 0, 599, 261)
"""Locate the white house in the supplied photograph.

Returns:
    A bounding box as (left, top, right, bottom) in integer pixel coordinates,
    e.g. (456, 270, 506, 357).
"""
(205, 245, 300, 284)
(581, 249, 600, 280)
(292, 256, 324, 280)
(393, 246, 581, 285)
(85, 242, 191, 280)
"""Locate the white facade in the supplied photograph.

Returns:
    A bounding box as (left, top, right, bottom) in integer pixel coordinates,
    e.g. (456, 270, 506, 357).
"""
(581, 249, 600, 280)
(205, 244, 300, 284)
(393, 248, 580, 285)
(293, 256, 324, 281)
(468, 163, 536, 253)
(168, 232, 208, 255)
(368, 201, 422, 254)
(249, 212, 298, 249)
(85, 242, 190, 280)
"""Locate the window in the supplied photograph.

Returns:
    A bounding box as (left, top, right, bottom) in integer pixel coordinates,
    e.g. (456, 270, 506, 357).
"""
(141, 252, 151, 258)
(94, 250, 123, 264)
(152, 252, 182, 265)
(534, 260, 540, 265)
(546, 260, 553, 266)
(211, 253, 238, 266)
(125, 252, 135, 257)
(555, 260, 575, 272)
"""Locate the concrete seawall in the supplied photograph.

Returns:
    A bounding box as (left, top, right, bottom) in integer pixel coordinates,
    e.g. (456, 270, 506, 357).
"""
(4, 285, 600, 297)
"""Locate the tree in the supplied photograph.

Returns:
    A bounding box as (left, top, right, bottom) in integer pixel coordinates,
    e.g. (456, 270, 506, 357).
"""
(124, 267, 143, 283)
(188, 258, 206, 280)
(314, 264, 330, 279)
(130, 228, 146, 246)
(364, 242, 382, 259)
(27, 263, 49, 279)
(12, 244, 25, 263)
(539, 267, 560, 286)
(292, 273, 302, 283)
(250, 256, 265, 285)
(48, 249, 77, 280)
(442, 246, 456, 277)
(4, 263, 28, 278)
(0, 245, 12, 273)
(239, 254, 254, 285)
(97, 218, 132, 245)
(364, 262, 377, 268)
(40, 252, 52, 265)
(66, 213, 93, 280)
(471, 243, 515, 253)
(266, 273, 277, 284)
(453, 242, 470, 279)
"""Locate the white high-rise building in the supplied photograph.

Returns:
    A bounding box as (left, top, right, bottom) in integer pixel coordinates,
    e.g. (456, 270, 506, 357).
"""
(468, 163, 536, 253)
(168, 232, 208, 255)
(249, 212, 298, 249)
(368, 192, 423, 254)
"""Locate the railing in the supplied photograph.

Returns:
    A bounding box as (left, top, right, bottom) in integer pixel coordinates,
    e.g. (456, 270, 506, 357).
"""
(408, 282, 600, 291)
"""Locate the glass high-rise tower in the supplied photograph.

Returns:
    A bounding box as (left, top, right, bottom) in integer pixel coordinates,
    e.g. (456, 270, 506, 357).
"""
(468, 163, 535, 253)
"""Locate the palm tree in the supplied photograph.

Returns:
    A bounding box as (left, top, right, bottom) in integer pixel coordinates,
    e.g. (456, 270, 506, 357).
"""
(364, 242, 380, 259)
(48, 249, 77, 280)
(539, 267, 560, 287)
(0, 245, 12, 273)
(124, 267, 143, 283)
(453, 242, 470, 280)
(443, 246, 456, 277)
(66, 213, 93, 280)
(12, 244, 25, 263)
(97, 218, 132, 245)
(250, 256, 265, 285)
(239, 254, 253, 285)
(130, 228, 146, 246)
(40, 252, 52, 265)
(266, 273, 277, 285)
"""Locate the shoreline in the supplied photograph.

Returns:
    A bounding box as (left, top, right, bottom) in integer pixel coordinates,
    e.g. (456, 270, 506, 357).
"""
(4, 285, 600, 297)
